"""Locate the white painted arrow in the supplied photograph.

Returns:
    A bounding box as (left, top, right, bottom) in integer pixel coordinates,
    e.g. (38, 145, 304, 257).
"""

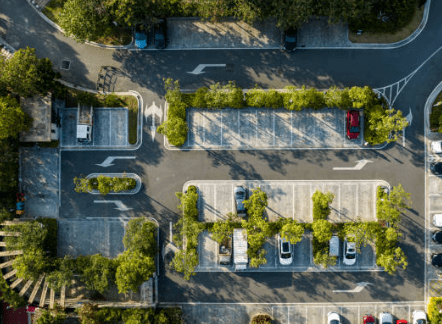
(333, 159, 372, 170)
(144, 102, 163, 142)
(332, 282, 372, 293)
(94, 200, 133, 211)
(96, 156, 135, 167)
(187, 64, 226, 75)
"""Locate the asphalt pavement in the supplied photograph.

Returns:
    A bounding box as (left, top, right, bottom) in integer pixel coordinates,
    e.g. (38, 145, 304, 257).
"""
(1, 0, 441, 310)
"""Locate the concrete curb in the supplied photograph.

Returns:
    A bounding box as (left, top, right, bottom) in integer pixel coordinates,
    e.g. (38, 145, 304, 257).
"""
(424, 80, 442, 134)
(56, 79, 143, 151)
(85, 173, 142, 195)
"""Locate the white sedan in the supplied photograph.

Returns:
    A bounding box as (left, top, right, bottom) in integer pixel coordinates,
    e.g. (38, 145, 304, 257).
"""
(327, 312, 340, 324)
(412, 310, 427, 324)
(431, 140, 442, 153)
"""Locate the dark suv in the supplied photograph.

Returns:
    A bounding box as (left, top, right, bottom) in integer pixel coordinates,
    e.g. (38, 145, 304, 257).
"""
(154, 19, 168, 49)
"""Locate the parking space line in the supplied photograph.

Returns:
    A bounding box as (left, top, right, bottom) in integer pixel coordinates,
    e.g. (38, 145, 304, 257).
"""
(358, 306, 360, 323)
(409, 306, 411, 322)
(214, 184, 217, 222)
(255, 110, 258, 146)
(290, 111, 293, 146)
(273, 113, 276, 146)
(323, 306, 325, 324)
(203, 111, 206, 145)
(220, 111, 223, 146)
(292, 183, 295, 220)
(109, 109, 112, 145)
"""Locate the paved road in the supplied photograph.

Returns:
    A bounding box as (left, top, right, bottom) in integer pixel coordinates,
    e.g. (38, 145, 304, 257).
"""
(2, 0, 442, 305)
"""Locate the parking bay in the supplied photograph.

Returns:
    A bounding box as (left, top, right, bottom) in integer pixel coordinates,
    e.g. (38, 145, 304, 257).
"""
(185, 180, 387, 273)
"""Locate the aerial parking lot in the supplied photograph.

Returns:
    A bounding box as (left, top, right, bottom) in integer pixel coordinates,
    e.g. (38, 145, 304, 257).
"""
(182, 107, 365, 150)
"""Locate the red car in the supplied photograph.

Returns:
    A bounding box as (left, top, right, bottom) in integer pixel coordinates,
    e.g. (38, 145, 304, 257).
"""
(363, 314, 375, 324)
(346, 110, 360, 139)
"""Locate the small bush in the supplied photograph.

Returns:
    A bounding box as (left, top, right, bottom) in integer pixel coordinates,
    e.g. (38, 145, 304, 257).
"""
(104, 93, 122, 107)
(251, 314, 273, 324)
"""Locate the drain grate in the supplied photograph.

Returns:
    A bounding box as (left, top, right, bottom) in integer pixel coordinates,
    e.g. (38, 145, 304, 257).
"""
(60, 60, 71, 70)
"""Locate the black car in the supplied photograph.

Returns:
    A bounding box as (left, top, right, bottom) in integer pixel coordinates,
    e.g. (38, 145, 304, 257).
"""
(234, 186, 247, 216)
(433, 231, 442, 243)
(283, 27, 297, 53)
(431, 162, 442, 175)
(432, 254, 442, 267)
(154, 19, 168, 49)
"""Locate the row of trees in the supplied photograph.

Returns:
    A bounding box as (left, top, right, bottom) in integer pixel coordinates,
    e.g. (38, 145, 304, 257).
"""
(56, 0, 420, 43)
(159, 79, 409, 147)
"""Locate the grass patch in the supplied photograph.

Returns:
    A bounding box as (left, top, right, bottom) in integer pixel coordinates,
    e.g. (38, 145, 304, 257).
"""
(348, 5, 424, 44)
(62, 88, 139, 145)
(42, 0, 131, 46)
(41, 0, 65, 24)
(430, 91, 442, 132)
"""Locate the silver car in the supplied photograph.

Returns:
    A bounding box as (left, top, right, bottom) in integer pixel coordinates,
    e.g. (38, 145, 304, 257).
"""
(327, 312, 341, 324)
(379, 312, 393, 324)
(343, 239, 356, 265)
(234, 186, 247, 216)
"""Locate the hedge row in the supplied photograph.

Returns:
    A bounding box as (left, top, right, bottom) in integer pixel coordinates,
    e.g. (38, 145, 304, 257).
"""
(73, 175, 136, 196)
(171, 185, 204, 280)
(159, 79, 389, 147)
(76, 303, 183, 324)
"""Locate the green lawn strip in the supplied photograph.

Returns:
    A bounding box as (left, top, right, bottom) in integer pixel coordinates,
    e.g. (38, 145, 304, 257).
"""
(61, 89, 139, 145)
(430, 91, 442, 132)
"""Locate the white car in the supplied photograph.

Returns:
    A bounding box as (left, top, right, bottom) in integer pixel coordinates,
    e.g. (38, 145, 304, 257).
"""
(327, 312, 341, 324)
(278, 236, 293, 265)
(412, 310, 427, 324)
(431, 140, 442, 153)
(343, 239, 356, 265)
(433, 214, 442, 227)
(379, 312, 393, 324)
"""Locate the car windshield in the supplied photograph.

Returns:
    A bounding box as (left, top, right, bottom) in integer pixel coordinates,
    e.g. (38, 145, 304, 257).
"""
(330, 320, 339, 324)
(282, 242, 290, 253)
(350, 126, 359, 132)
(285, 36, 297, 42)
(236, 192, 245, 199)
(416, 320, 426, 324)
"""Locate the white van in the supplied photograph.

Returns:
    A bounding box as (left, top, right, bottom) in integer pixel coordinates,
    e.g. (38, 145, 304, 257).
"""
(329, 235, 340, 257)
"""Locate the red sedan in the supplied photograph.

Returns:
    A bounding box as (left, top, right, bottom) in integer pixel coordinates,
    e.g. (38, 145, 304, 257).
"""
(363, 314, 375, 324)
(346, 110, 360, 139)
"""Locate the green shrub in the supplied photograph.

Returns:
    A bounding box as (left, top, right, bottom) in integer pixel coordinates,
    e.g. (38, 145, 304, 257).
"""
(192, 87, 209, 108)
(157, 116, 188, 147)
(312, 237, 337, 267)
(251, 314, 273, 323)
(245, 88, 268, 108)
(115, 249, 155, 293)
(123, 217, 157, 257)
(265, 90, 283, 108)
(428, 297, 442, 323)
(430, 105, 442, 131)
(312, 219, 333, 243)
(280, 219, 304, 244)
(104, 93, 122, 107)
(312, 190, 335, 220)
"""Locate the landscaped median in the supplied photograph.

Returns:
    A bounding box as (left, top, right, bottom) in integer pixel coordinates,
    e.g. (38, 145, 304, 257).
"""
(159, 79, 408, 149)
(73, 173, 142, 195)
(169, 181, 411, 280)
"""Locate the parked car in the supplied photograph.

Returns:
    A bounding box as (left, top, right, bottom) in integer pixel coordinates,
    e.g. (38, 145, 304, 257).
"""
(346, 110, 360, 139)
(379, 312, 393, 324)
(432, 231, 442, 243)
(278, 236, 293, 265)
(431, 162, 442, 175)
(154, 19, 168, 49)
(342, 239, 356, 265)
(432, 254, 442, 268)
(433, 214, 442, 227)
(283, 27, 297, 53)
(363, 314, 375, 324)
(234, 186, 247, 216)
(134, 25, 147, 49)
(412, 310, 427, 324)
(327, 312, 341, 324)
(431, 140, 442, 153)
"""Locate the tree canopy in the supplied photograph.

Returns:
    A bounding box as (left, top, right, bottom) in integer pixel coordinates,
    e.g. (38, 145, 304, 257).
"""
(0, 96, 32, 139)
(0, 47, 60, 97)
